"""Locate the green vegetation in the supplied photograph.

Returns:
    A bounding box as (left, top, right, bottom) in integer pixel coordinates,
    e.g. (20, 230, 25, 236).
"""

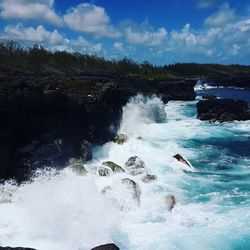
(0, 40, 249, 78)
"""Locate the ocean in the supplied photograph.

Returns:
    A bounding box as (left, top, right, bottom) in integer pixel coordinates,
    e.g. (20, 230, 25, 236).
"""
(0, 86, 250, 250)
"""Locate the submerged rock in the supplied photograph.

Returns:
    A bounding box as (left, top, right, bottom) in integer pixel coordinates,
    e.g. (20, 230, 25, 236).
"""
(125, 156, 146, 176)
(142, 174, 157, 183)
(197, 98, 250, 122)
(102, 161, 125, 173)
(101, 186, 112, 194)
(121, 178, 141, 205)
(166, 194, 176, 212)
(91, 243, 119, 250)
(114, 134, 128, 145)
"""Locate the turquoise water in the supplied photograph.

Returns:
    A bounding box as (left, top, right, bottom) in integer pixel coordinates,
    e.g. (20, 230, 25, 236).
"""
(0, 89, 249, 250)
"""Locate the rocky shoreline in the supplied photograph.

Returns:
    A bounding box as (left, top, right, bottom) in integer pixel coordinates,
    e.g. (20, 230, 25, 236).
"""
(0, 72, 196, 180)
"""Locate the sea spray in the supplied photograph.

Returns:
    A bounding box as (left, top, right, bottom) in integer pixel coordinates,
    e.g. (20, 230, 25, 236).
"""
(0, 94, 250, 250)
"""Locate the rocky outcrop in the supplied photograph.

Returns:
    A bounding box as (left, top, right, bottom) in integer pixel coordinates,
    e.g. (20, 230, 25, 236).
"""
(91, 243, 119, 250)
(0, 73, 196, 180)
(197, 98, 250, 122)
(142, 174, 157, 183)
(204, 73, 250, 88)
(102, 161, 125, 173)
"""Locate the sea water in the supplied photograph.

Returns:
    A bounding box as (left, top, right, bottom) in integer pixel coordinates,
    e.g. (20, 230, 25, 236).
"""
(0, 88, 250, 250)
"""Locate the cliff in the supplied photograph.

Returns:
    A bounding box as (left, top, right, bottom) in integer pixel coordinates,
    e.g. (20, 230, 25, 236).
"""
(0, 73, 196, 180)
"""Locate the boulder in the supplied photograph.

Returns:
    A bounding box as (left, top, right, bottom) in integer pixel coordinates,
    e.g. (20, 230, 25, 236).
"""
(142, 174, 157, 183)
(69, 159, 87, 176)
(98, 166, 112, 176)
(197, 98, 250, 122)
(114, 134, 128, 145)
(173, 154, 191, 167)
(121, 178, 141, 205)
(91, 243, 119, 250)
(166, 194, 176, 212)
(125, 156, 146, 176)
(102, 161, 125, 173)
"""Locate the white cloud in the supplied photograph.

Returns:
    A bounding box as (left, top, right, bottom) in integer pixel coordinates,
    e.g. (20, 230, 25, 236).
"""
(204, 3, 236, 27)
(4, 24, 65, 45)
(125, 26, 167, 46)
(0, 0, 62, 25)
(63, 3, 120, 38)
(114, 42, 124, 51)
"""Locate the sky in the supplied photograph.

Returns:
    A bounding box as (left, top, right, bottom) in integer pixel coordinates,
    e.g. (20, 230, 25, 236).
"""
(0, 0, 250, 65)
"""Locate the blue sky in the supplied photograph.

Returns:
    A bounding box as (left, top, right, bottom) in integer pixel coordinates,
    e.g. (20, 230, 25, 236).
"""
(0, 0, 250, 65)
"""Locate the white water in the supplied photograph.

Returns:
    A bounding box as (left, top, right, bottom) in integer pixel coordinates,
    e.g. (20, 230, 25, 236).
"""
(1, 95, 250, 250)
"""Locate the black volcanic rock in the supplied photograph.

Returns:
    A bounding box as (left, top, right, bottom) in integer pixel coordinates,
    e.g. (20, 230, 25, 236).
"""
(91, 243, 119, 250)
(0, 73, 196, 180)
(197, 98, 250, 122)
(204, 73, 250, 88)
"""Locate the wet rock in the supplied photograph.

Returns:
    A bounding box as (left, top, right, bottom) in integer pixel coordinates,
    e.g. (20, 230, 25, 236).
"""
(98, 166, 112, 176)
(80, 140, 92, 163)
(142, 174, 157, 183)
(197, 98, 250, 122)
(166, 194, 176, 212)
(114, 134, 128, 144)
(125, 156, 146, 176)
(69, 158, 87, 176)
(136, 136, 143, 140)
(102, 161, 125, 173)
(91, 243, 119, 250)
(173, 154, 191, 167)
(121, 178, 141, 204)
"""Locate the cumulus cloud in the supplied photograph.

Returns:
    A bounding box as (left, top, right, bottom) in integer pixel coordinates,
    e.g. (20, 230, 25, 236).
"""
(0, 0, 62, 25)
(4, 24, 65, 45)
(125, 26, 167, 46)
(63, 3, 120, 38)
(204, 3, 237, 27)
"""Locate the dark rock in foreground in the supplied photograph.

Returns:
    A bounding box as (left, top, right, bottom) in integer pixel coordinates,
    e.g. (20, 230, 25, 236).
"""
(91, 243, 119, 250)
(197, 98, 250, 122)
(0, 73, 196, 180)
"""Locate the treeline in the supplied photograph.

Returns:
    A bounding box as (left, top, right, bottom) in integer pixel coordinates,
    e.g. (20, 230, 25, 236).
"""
(0, 40, 249, 78)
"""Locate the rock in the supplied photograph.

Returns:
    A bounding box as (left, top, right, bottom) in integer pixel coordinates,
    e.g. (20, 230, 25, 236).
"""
(80, 140, 92, 163)
(166, 194, 176, 212)
(197, 98, 250, 122)
(0, 73, 196, 181)
(0, 247, 36, 250)
(69, 159, 87, 176)
(98, 166, 112, 176)
(136, 136, 143, 140)
(102, 161, 125, 173)
(114, 134, 128, 144)
(125, 156, 146, 176)
(121, 178, 141, 205)
(142, 174, 157, 183)
(202, 94, 217, 100)
(173, 154, 191, 167)
(91, 243, 119, 250)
